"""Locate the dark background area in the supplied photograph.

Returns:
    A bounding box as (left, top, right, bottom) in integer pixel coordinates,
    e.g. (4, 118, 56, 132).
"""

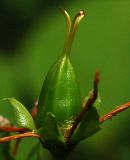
(0, 0, 130, 159)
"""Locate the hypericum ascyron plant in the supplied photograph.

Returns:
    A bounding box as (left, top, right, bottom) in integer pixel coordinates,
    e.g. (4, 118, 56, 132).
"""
(0, 8, 130, 160)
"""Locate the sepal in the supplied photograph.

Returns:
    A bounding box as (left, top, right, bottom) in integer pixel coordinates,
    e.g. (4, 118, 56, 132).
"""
(38, 112, 67, 157)
(70, 107, 101, 145)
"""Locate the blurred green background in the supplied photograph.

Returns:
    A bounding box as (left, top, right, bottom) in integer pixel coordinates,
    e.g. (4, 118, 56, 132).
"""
(0, 0, 130, 159)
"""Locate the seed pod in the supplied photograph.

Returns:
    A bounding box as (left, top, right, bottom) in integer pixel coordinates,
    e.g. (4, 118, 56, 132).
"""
(36, 8, 85, 126)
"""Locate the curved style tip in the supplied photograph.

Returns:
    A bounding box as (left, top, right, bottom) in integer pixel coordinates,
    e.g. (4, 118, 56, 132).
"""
(73, 10, 85, 24)
(58, 7, 71, 22)
(58, 7, 67, 15)
(79, 10, 86, 17)
(58, 7, 71, 36)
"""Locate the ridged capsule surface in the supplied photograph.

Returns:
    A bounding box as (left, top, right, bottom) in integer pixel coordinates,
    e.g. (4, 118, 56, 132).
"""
(38, 55, 82, 123)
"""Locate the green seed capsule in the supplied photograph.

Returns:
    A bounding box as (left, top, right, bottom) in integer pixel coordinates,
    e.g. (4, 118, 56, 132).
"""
(36, 8, 85, 126)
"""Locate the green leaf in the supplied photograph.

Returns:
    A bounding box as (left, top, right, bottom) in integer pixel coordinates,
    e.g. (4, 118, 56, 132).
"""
(71, 107, 101, 144)
(38, 112, 67, 157)
(4, 97, 36, 131)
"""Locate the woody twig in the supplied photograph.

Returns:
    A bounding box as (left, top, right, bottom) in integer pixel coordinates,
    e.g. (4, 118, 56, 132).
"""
(0, 131, 40, 143)
(99, 102, 130, 124)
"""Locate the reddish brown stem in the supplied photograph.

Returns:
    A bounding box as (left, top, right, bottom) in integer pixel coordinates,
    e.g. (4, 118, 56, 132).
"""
(31, 99, 38, 118)
(0, 132, 40, 143)
(99, 102, 130, 123)
(66, 71, 100, 142)
(0, 126, 26, 132)
(12, 139, 21, 156)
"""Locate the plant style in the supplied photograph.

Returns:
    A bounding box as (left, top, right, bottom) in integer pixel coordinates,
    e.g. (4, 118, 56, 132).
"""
(0, 8, 130, 160)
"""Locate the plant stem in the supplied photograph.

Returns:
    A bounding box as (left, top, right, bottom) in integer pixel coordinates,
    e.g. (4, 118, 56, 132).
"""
(0, 131, 40, 143)
(99, 102, 130, 123)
